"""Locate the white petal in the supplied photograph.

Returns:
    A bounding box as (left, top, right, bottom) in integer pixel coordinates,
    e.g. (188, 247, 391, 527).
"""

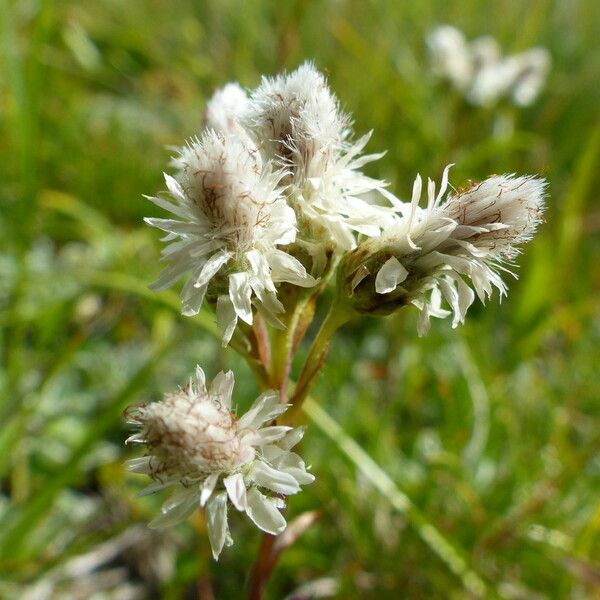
(375, 257, 408, 294)
(435, 164, 453, 207)
(245, 488, 286, 535)
(200, 472, 220, 507)
(223, 473, 247, 511)
(162, 239, 223, 263)
(229, 272, 253, 324)
(181, 270, 208, 316)
(272, 452, 315, 486)
(193, 250, 232, 288)
(262, 444, 286, 462)
(254, 299, 285, 330)
(249, 461, 300, 495)
(206, 492, 229, 560)
(209, 370, 235, 408)
(144, 217, 200, 235)
(145, 194, 191, 220)
(149, 256, 198, 291)
(269, 496, 286, 509)
(277, 427, 306, 451)
(164, 173, 186, 202)
(125, 431, 146, 444)
(245, 250, 275, 293)
(195, 366, 207, 394)
(216, 295, 238, 346)
(238, 391, 286, 430)
(438, 277, 461, 328)
(149, 489, 198, 529)
(267, 250, 317, 287)
(263, 200, 297, 245)
(416, 302, 431, 337)
(451, 274, 476, 318)
(243, 426, 291, 446)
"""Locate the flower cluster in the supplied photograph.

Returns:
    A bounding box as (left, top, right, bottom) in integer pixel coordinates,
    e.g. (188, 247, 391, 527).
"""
(133, 60, 550, 566)
(342, 166, 546, 335)
(146, 62, 391, 345)
(427, 25, 551, 107)
(126, 367, 314, 559)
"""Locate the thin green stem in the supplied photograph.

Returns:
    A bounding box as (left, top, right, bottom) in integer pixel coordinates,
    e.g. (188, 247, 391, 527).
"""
(269, 325, 289, 394)
(274, 289, 315, 401)
(286, 299, 353, 420)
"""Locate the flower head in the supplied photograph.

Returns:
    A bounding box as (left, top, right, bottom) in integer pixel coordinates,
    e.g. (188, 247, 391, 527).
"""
(145, 130, 316, 344)
(509, 48, 551, 107)
(428, 25, 550, 107)
(204, 82, 250, 137)
(342, 166, 546, 334)
(243, 62, 391, 263)
(427, 25, 473, 91)
(126, 367, 314, 560)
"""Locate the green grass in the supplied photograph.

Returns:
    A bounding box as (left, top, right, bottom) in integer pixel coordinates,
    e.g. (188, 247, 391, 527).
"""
(1, 0, 599, 598)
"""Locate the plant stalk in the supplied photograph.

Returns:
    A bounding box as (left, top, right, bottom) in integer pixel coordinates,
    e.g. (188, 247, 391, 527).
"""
(286, 300, 352, 421)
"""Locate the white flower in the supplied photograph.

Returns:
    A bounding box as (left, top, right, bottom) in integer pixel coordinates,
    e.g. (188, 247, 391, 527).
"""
(509, 48, 551, 107)
(145, 130, 316, 345)
(204, 82, 251, 137)
(243, 62, 391, 262)
(342, 166, 546, 335)
(428, 25, 550, 107)
(126, 367, 315, 560)
(426, 25, 473, 91)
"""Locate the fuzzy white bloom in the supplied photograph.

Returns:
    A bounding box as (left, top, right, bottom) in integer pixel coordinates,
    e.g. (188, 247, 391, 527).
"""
(427, 25, 550, 107)
(145, 130, 316, 344)
(204, 82, 250, 137)
(126, 367, 314, 560)
(243, 62, 391, 263)
(342, 166, 546, 335)
(169, 83, 250, 173)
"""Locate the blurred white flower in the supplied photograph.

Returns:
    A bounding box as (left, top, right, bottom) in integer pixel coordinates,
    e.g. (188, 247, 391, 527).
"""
(427, 25, 473, 91)
(343, 166, 546, 334)
(145, 130, 316, 344)
(427, 25, 550, 107)
(204, 82, 251, 137)
(510, 48, 551, 107)
(243, 62, 391, 263)
(126, 367, 314, 560)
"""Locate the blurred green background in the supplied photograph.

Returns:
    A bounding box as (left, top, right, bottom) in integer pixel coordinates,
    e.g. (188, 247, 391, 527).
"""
(1, 0, 599, 598)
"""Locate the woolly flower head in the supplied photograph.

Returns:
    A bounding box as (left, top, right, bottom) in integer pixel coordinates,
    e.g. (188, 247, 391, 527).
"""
(243, 62, 349, 172)
(126, 367, 314, 560)
(342, 166, 546, 335)
(243, 62, 391, 259)
(145, 130, 316, 344)
(204, 82, 250, 137)
(427, 25, 550, 107)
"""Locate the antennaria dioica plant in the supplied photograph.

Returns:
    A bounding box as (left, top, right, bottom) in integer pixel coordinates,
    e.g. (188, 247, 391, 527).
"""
(127, 61, 547, 598)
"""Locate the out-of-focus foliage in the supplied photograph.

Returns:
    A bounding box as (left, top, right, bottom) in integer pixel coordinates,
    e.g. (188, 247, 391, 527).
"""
(1, 0, 599, 598)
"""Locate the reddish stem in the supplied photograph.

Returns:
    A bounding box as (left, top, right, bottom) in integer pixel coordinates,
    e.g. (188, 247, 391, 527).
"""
(252, 314, 271, 370)
(247, 533, 276, 600)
